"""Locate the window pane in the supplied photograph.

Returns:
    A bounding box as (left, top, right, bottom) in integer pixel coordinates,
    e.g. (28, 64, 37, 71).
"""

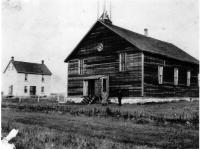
(158, 66, 163, 84)
(24, 86, 27, 93)
(187, 71, 191, 86)
(42, 75, 44, 82)
(41, 87, 44, 92)
(79, 59, 84, 75)
(25, 74, 28, 81)
(119, 53, 126, 71)
(174, 68, 178, 85)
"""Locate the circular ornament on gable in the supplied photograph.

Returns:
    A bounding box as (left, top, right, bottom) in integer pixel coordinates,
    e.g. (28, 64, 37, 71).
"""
(97, 43, 103, 52)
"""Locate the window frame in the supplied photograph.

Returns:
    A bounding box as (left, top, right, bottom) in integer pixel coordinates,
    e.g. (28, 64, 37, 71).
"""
(41, 86, 44, 93)
(78, 59, 84, 75)
(42, 75, 44, 82)
(24, 86, 27, 93)
(119, 52, 126, 72)
(187, 70, 191, 86)
(25, 74, 28, 81)
(158, 66, 163, 84)
(174, 68, 179, 86)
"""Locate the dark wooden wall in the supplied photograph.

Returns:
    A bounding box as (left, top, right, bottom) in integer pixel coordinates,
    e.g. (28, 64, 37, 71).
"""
(67, 21, 199, 98)
(143, 53, 199, 97)
(67, 22, 142, 97)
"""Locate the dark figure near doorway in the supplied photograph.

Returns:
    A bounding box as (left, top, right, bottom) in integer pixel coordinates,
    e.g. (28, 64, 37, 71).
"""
(117, 90, 122, 106)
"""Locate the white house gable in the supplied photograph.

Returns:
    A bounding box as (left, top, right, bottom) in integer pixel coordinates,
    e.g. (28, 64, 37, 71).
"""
(2, 57, 52, 97)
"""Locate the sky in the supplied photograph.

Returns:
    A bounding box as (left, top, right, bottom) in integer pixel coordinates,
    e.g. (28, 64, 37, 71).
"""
(1, 0, 199, 94)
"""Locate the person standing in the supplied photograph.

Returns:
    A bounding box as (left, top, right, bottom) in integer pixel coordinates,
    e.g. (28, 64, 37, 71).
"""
(117, 90, 122, 106)
(101, 91, 109, 106)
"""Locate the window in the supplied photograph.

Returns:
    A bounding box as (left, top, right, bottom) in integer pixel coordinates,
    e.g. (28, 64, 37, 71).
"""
(187, 71, 191, 86)
(158, 66, 163, 84)
(78, 59, 84, 75)
(119, 53, 126, 71)
(25, 74, 28, 81)
(24, 86, 27, 93)
(42, 75, 44, 82)
(103, 78, 107, 92)
(8, 85, 13, 95)
(41, 87, 44, 93)
(174, 68, 178, 85)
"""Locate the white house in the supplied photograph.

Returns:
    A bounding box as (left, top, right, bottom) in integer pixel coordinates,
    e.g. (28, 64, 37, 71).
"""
(2, 57, 52, 97)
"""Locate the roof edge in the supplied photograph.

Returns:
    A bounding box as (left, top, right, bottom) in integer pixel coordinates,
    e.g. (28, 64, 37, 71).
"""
(64, 20, 199, 65)
(3, 60, 12, 73)
(17, 71, 52, 76)
(100, 21, 199, 65)
(64, 21, 101, 62)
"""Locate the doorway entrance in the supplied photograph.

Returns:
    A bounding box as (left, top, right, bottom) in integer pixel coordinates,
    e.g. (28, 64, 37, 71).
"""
(88, 80, 95, 96)
(83, 75, 109, 98)
(30, 86, 36, 95)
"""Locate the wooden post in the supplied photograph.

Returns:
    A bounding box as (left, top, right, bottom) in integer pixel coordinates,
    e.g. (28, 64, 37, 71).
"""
(18, 97, 21, 103)
(37, 96, 40, 102)
(57, 95, 59, 102)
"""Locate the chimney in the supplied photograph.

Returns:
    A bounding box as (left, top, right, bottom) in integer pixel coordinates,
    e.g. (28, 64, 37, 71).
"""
(144, 28, 148, 36)
(11, 56, 14, 61)
(41, 60, 44, 64)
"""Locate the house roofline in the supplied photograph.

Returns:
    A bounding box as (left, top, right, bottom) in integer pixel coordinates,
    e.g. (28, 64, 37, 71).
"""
(64, 20, 199, 65)
(3, 60, 13, 73)
(64, 21, 101, 62)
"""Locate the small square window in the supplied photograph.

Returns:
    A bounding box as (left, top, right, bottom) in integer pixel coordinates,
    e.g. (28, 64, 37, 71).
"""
(24, 86, 27, 93)
(187, 71, 191, 86)
(42, 75, 44, 82)
(174, 68, 178, 85)
(41, 87, 44, 93)
(78, 59, 84, 75)
(119, 53, 126, 71)
(158, 66, 163, 84)
(25, 74, 28, 81)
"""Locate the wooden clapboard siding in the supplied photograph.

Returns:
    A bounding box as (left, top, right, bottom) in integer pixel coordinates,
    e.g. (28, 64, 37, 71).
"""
(68, 78, 83, 96)
(67, 20, 199, 98)
(144, 53, 199, 97)
(68, 59, 78, 75)
(68, 52, 142, 97)
(67, 23, 142, 97)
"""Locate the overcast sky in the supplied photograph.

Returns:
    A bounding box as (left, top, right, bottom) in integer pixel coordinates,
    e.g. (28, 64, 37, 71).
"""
(1, 0, 199, 93)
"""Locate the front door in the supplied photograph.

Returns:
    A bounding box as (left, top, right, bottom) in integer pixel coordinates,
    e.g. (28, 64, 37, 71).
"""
(82, 76, 109, 99)
(88, 80, 95, 96)
(30, 86, 36, 95)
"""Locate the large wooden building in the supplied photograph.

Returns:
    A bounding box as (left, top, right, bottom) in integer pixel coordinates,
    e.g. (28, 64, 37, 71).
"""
(64, 12, 199, 102)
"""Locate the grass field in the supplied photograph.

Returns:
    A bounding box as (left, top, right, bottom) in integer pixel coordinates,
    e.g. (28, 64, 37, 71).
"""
(1, 100, 199, 149)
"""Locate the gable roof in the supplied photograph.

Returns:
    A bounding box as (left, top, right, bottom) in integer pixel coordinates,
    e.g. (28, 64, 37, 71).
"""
(64, 20, 199, 65)
(4, 61, 52, 75)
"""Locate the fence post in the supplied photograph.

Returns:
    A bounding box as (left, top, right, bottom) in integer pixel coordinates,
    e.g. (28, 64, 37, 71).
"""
(18, 97, 21, 103)
(57, 95, 59, 102)
(37, 96, 40, 102)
